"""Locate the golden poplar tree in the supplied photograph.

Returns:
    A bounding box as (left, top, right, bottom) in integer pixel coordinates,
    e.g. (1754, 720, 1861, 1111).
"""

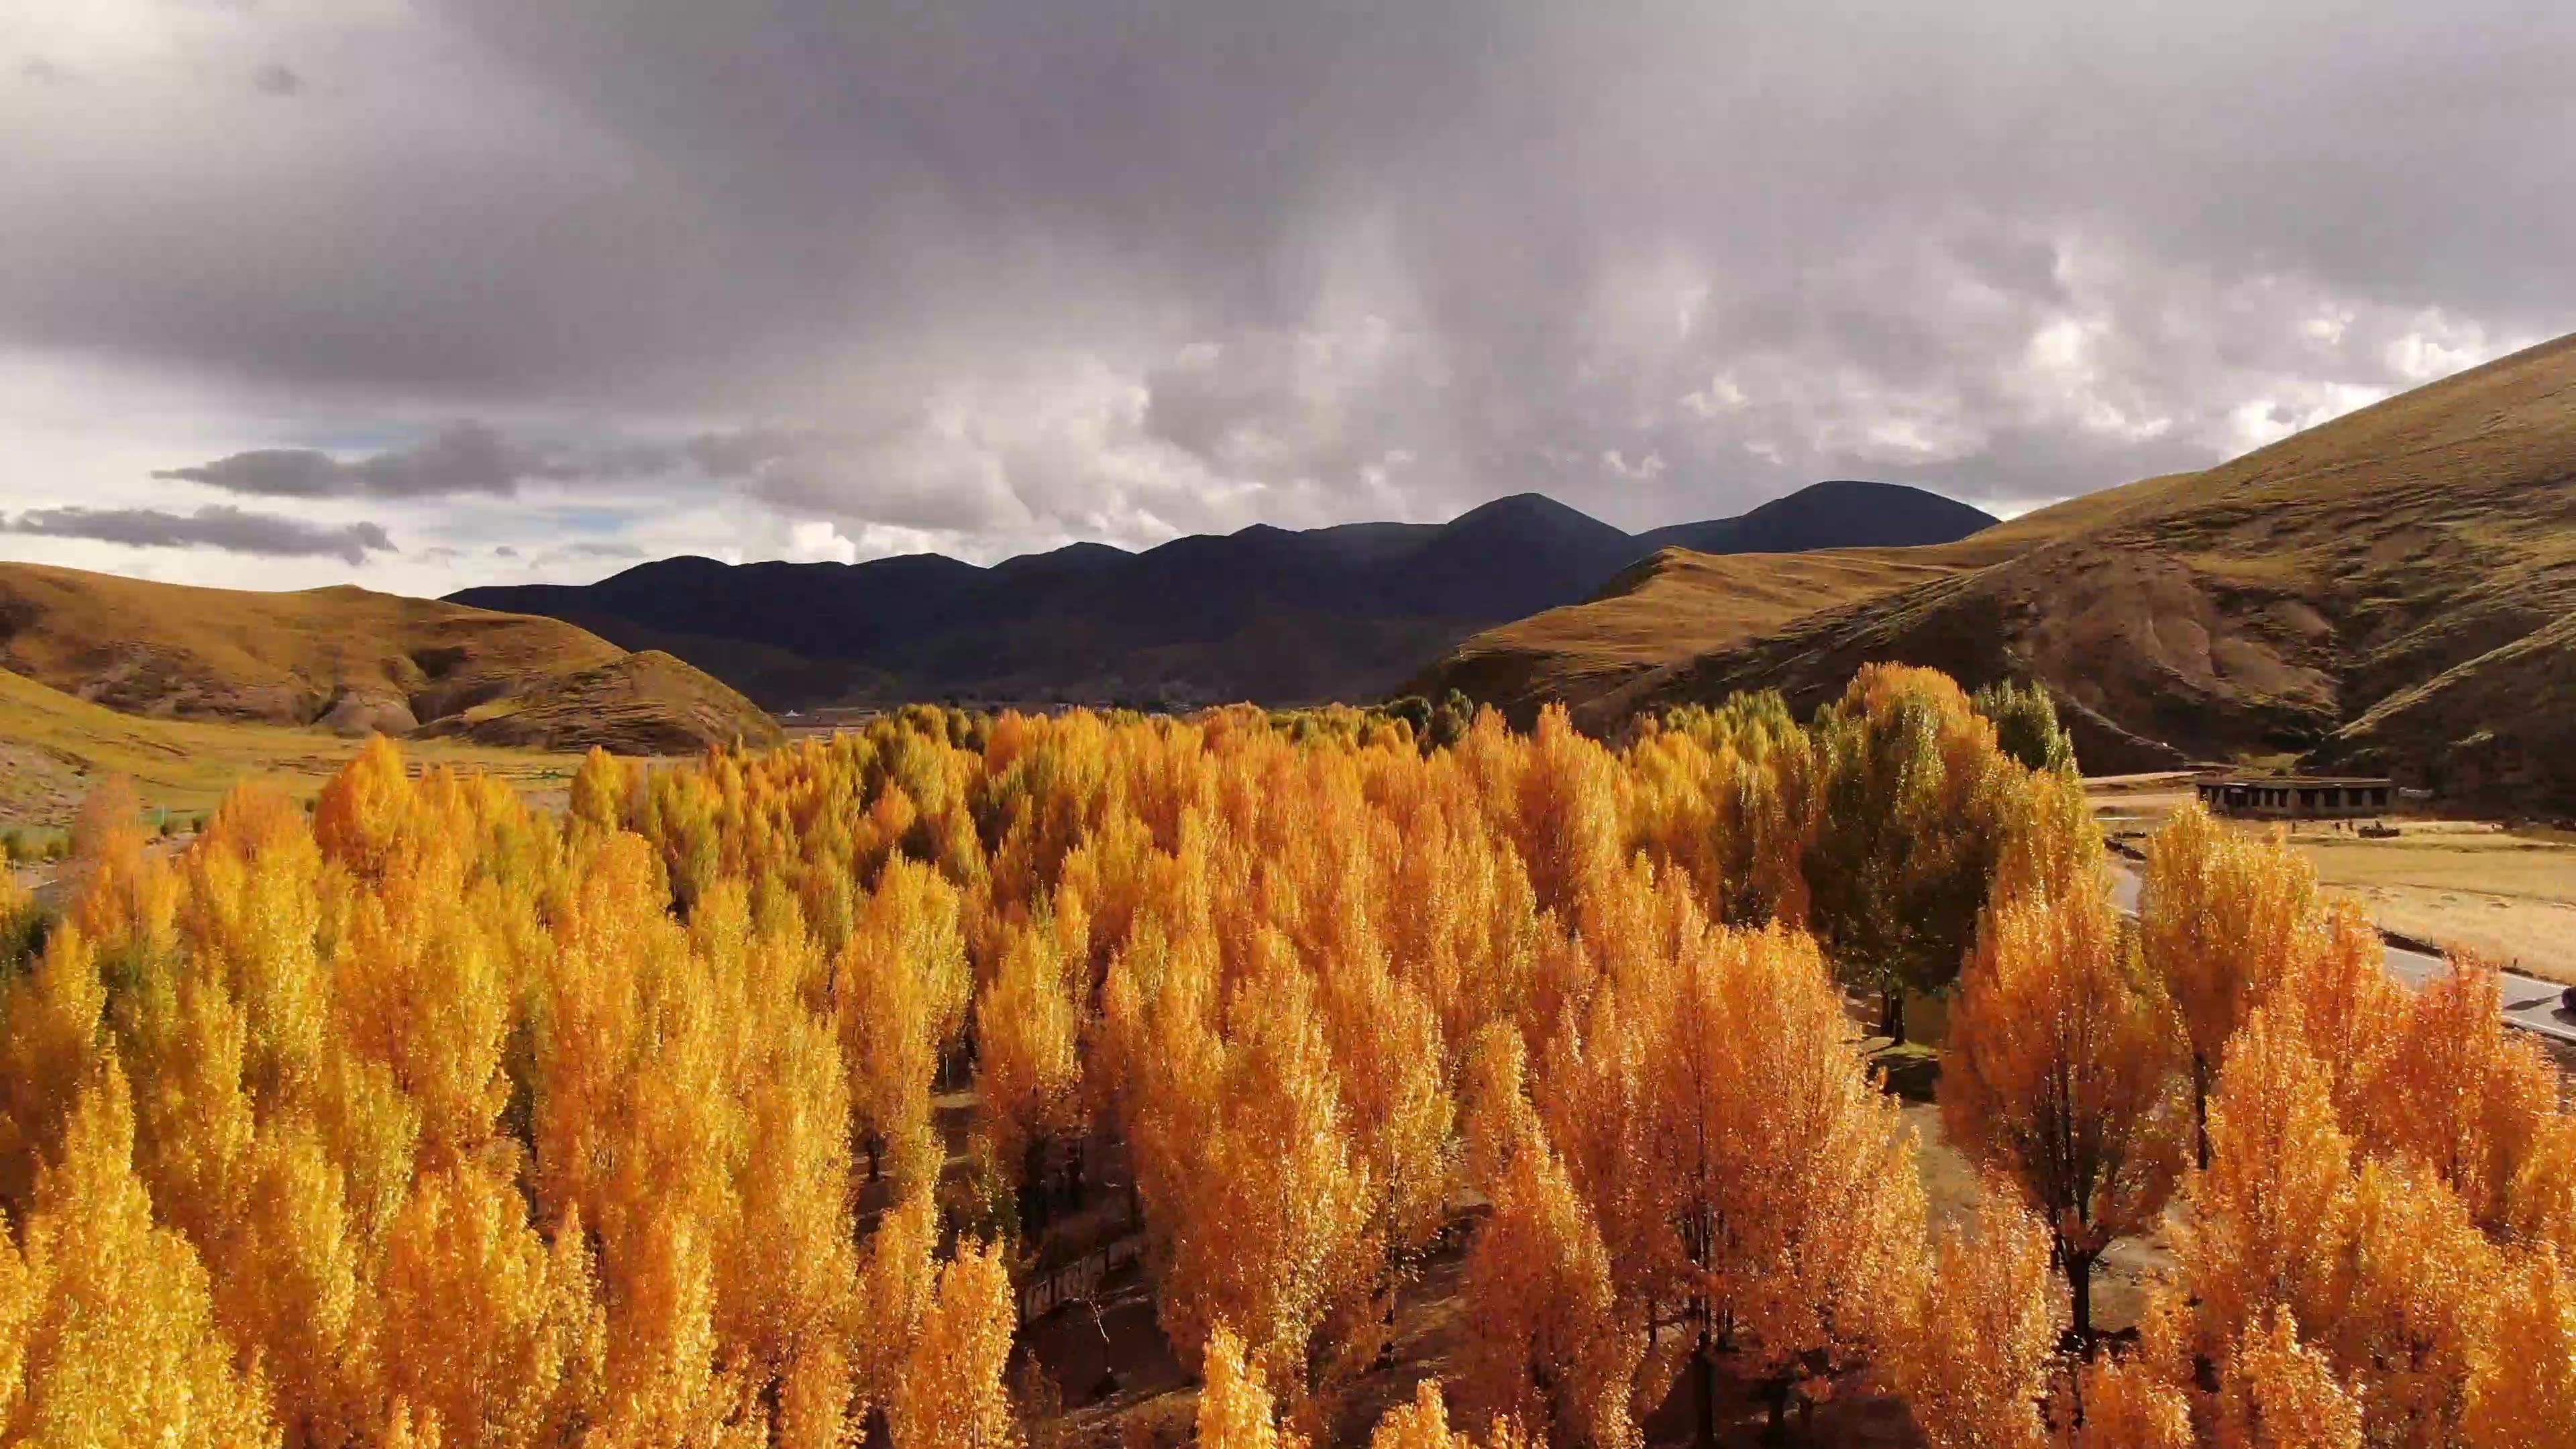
(2174, 1008, 2355, 1371)
(5, 1062, 276, 1446)
(975, 890, 1089, 1216)
(2324, 1161, 2499, 1446)
(890, 1238, 1022, 1449)
(0, 922, 107, 1215)
(2215, 1309, 2363, 1449)
(1635, 916, 1927, 1443)
(2070, 1358, 2194, 1449)
(2463, 1249, 2576, 1449)
(1941, 790, 2186, 1339)
(2139, 800, 2320, 1165)
(1513, 705, 1624, 920)
(1365, 1379, 1532, 1449)
(1894, 1193, 2057, 1449)
(1456, 1138, 1640, 1448)
(1316, 940, 1455, 1371)
(1195, 1324, 1310, 1449)
(1458, 1022, 1540, 1200)
(855, 1186, 943, 1420)
(840, 855, 967, 1194)
(382, 1159, 606, 1449)
(2348, 953, 2559, 1233)
(1150, 962, 1373, 1402)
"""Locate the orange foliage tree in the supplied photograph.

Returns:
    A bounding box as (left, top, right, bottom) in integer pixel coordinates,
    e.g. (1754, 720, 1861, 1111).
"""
(1940, 771, 2186, 1340)
(2139, 800, 2321, 1166)
(6, 670, 2563, 1448)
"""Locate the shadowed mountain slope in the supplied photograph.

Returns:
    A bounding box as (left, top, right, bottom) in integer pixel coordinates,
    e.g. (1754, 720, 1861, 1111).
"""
(449, 480, 1994, 708)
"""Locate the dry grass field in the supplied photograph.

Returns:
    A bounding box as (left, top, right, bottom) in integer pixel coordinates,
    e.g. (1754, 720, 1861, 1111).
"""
(2284, 822, 2576, 987)
(0, 559, 623, 724)
(0, 664, 590, 837)
(2084, 775, 2576, 987)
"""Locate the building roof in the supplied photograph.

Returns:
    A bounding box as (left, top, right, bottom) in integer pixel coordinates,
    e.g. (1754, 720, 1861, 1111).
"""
(2199, 775, 2394, 788)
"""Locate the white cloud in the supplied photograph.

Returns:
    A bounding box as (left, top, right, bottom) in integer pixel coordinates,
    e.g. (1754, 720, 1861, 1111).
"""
(783, 520, 859, 564)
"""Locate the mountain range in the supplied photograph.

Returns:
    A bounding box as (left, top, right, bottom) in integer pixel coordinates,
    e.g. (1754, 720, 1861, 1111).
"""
(447, 480, 1997, 710)
(7, 329, 2571, 821)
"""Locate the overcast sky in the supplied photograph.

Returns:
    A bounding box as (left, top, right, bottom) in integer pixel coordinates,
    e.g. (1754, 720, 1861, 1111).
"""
(3, 0, 2570, 596)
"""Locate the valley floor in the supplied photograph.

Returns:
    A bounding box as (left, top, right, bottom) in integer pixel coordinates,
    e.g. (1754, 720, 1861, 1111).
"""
(2089, 777, 2576, 989)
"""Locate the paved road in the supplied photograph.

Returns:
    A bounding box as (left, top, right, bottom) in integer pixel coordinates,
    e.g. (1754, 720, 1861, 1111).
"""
(2109, 865, 2576, 1044)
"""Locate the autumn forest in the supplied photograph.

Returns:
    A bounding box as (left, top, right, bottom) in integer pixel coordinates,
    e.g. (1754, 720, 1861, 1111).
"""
(1, 665, 2571, 1448)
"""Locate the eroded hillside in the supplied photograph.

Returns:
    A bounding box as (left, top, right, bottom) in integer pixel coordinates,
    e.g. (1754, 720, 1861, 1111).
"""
(1429, 333, 2576, 810)
(0, 561, 777, 755)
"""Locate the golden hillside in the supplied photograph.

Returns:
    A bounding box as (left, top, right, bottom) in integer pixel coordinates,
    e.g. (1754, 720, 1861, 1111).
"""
(415, 649, 786, 755)
(0, 666, 594, 830)
(0, 561, 777, 760)
(1411, 470, 2204, 722)
(1410, 546, 1965, 718)
(1583, 333, 2576, 803)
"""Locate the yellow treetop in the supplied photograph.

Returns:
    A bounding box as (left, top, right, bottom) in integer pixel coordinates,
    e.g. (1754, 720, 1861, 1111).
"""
(2215, 1309, 2363, 1449)
(1195, 1323, 1309, 1449)
(890, 1237, 1023, 1449)
(1941, 814, 2186, 1338)
(1894, 1190, 2058, 1449)
(1455, 1137, 1640, 1448)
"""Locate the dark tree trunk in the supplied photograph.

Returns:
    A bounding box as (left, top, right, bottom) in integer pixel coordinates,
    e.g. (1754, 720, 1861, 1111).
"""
(2192, 1052, 2212, 1170)
(1695, 1336, 1720, 1449)
(2067, 1245, 2100, 1346)
(1880, 987, 1907, 1045)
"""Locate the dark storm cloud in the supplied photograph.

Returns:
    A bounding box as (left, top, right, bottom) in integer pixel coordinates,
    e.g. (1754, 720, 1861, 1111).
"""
(7, 0, 2575, 553)
(2, 504, 396, 565)
(251, 63, 303, 98)
(156, 422, 531, 498)
(152, 421, 800, 500)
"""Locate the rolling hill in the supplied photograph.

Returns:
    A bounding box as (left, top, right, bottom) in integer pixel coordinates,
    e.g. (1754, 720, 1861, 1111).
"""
(1483, 333, 2576, 809)
(0, 561, 778, 755)
(1409, 471, 2198, 723)
(448, 480, 1995, 708)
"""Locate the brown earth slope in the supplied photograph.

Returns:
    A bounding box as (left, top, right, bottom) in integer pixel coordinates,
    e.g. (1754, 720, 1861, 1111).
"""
(0, 561, 776, 754)
(1582, 333, 2576, 803)
(414, 650, 784, 755)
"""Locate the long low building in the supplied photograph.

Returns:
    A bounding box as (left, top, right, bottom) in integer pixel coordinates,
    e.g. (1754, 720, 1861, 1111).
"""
(2194, 774, 2396, 818)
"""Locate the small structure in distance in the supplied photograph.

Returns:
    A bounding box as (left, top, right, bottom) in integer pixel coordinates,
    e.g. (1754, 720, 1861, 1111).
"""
(2194, 773, 2397, 819)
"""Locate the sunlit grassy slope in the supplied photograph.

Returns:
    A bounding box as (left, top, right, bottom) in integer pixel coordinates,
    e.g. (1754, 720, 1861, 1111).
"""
(1409, 472, 2207, 722)
(0, 666, 586, 830)
(0, 559, 781, 764)
(1431, 331, 2576, 808)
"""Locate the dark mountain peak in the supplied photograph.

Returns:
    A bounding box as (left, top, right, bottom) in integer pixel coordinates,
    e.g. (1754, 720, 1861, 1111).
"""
(991, 539, 1130, 573)
(1635, 480, 1995, 555)
(444, 478, 1998, 712)
(602, 553, 733, 584)
(1444, 491, 1622, 537)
